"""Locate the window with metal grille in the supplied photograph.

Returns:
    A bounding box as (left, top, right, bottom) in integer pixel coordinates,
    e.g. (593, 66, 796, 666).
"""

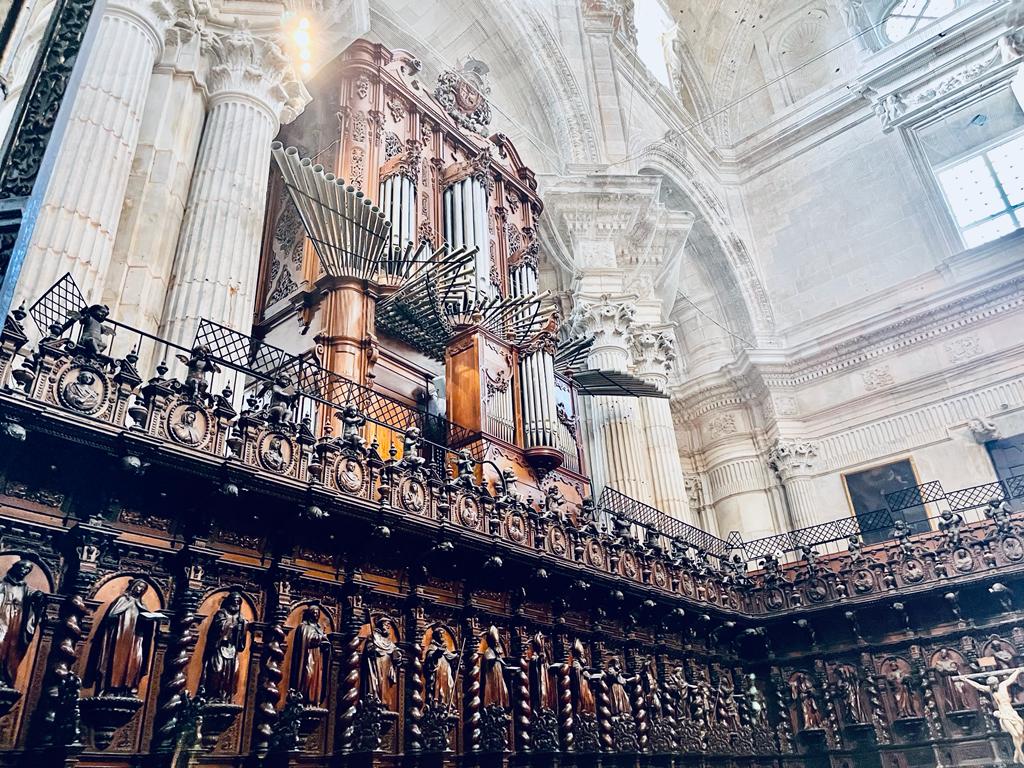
(883, 0, 958, 43)
(935, 130, 1024, 248)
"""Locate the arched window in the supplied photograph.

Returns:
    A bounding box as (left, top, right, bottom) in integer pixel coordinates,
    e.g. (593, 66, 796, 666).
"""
(882, 0, 957, 44)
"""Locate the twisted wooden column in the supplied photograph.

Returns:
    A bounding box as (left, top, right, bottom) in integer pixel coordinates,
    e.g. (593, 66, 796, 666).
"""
(628, 648, 648, 753)
(462, 616, 481, 755)
(31, 525, 114, 751)
(404, 602, 425, 756)
(151, 573, 201, 753)
(253, 575, 291, 758)
(512, 627, 531, 754)
(335, 590, 364, 755)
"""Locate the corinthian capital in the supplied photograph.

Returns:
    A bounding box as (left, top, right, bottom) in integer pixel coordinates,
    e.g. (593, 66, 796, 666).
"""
(767, 438, 819, 481)
(568, 294, 635, 342)
(203, 23, 310, 125)
(630, 324, 676, 385)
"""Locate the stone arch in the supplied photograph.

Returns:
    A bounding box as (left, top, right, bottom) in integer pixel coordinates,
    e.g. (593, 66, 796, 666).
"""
(637, 142, 775, 337)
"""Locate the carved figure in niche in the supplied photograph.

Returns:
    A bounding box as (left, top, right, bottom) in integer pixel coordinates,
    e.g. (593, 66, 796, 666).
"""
(642, 658, 662, 716)
(480, 625, 510, 708)
(290, 604, 331, 707)
(606, 656, 638, 717)
(666, 665, 690, 719)
(171, 407, 203, 445)
(932, 649, 972, 712)
(960, 670, 1024, 763)
(259, 373, 298, 426)
(715, 672, 741, 729)
(176, 344, 221, 396)
(424, 627, 459, 711)
(834, 665, 864, 723)
(63, 369, 101, 411)
(529, 632, 556, 711)
(200, 591, 248, 702)
(0, 559, 43, 688)
(790, 673, 822, 730)
(746, 673, 769, 728)
(362, 616, 403, 707)
(884, 659, 919, 718)
(84, 578, 164, 697)
(262, 434, 288, 471)
(938, 509, 965, 548)
(988, 639, 1017, 670)
(67, 304, 113, 357)
(570, 639, 598, 714)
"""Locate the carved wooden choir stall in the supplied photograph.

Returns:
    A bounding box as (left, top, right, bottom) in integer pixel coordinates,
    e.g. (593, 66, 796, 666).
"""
(0, 38, 1024, 768)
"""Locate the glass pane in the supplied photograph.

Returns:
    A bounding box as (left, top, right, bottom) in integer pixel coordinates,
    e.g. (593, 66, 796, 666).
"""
(963, 215, 1015, 248)
(989, 134, 1024, 206)
(938, 156, 1004, 227)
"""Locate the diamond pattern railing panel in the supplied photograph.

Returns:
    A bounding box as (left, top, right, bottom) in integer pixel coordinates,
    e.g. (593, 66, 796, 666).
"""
(885, 481, 946, 513)
(597, 487, 727, 555)
(947, 481, 1006, 512)
(28, 272, 85, 335)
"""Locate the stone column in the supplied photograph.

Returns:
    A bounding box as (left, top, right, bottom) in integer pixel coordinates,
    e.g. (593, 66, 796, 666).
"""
(160, 27, 308, 346)
(572, 295, 653, 505)
(631, 324, 694, 524)
(767, 438, 821, 530)
(102, 27, 207, 337)
(16, 0, 182, 306)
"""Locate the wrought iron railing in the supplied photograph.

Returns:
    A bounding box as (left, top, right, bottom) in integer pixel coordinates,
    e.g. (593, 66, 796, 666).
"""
(598, 486, 728, 557)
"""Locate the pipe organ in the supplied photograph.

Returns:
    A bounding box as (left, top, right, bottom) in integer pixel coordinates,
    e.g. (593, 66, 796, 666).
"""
(257, 40, 587, 501)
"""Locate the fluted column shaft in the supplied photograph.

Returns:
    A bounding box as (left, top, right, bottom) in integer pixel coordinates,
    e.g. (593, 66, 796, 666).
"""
(781, 476, 819, 530)
(160, 96, 277, 344)
(17, 0, 170, 305)
(640, 396, 693, 523)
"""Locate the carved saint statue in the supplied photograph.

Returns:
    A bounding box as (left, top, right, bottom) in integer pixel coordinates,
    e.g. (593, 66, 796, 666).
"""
(84, 578, 164, 697)
(290, 604, 331, 707)
(528, 632, 556, 712)
(606, 656, 638, 717)
(362, 617, 403, 707)
(884, 659, 919, 718)
(932, 649, 971, 712)
(835, 665, 864, 723)
(0, 559, 43, 687)
(569, 638, 597, 715)
(715, 673, 741, 730)
(960, 670, 1024, 764)
(200, 591, 248, 702)
(423, 628, 459, 711)
(746, 673, 769, 728)
(479, 625, 510, 708)
(791, 673, 822, 730)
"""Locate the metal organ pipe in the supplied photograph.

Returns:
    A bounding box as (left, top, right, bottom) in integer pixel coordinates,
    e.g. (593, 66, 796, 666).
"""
(379, 173, 416, 274)
(512, 259, 557, 451)
(443, 176, 491, 301)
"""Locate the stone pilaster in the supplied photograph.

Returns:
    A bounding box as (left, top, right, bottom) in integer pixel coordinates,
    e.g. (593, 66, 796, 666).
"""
(631, 324, 694, 524)
(160, 26, 309, 345)
(767, 438, 821, 530)
(571, 295, 653, 505)
(17, 0, 186, 306)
